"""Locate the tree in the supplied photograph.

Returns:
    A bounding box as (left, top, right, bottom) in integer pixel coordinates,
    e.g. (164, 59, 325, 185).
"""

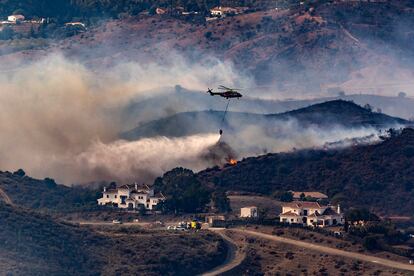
(363, 235, 380, 250)
(13, 169, 25, 177)
(138, 204, 146, 215)
(204, 31, 212, 39)
(149, 7, 157, 15)
(29, 25, 37, 38)
(273, 191, 293, 202)
(211, 191, 231, 213)
(398, 91, 407, 98)
(0, 27, 14, 40)
(44, 178, 56, 188)
(345, 208, 379, 223)
(363, 103, 372, 112)
(154, 168, 211, 213)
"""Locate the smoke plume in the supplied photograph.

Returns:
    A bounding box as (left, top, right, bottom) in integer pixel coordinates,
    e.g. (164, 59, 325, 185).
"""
(68, 134, 220, 184)
(0, 51, 404, 185)
(0, 53, 242, 184)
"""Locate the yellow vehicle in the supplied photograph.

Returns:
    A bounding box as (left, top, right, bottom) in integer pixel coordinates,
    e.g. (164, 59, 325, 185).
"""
(190, 221, 201, 230)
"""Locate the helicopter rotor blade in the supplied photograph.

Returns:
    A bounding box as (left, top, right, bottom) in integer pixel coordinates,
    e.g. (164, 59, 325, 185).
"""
(218, 85, 230, 90)
(218, 85, 242, 91)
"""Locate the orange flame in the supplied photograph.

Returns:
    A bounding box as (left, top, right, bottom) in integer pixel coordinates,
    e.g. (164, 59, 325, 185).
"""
(229, 159, 237, 165)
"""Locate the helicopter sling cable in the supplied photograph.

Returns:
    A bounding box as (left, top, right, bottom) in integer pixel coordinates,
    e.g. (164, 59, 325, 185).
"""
(219, 99, 231, 136)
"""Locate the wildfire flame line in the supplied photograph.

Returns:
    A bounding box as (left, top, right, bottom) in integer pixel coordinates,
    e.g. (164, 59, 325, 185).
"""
(229, 159, 237, 165)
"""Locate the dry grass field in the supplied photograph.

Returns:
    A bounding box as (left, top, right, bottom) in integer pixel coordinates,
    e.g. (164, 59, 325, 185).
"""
(224, 229, 410, 276)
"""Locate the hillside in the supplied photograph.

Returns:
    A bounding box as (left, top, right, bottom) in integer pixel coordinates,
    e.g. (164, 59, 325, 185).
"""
(123, 89, 414, 126)
(122, 100, 408, 140)
(0, 170, 99, 212)
(0, 202, 103, 275)
(274, 100, 408, 127)
(197, 128, 414, 216)
(0, 202, 227, 275)
(2, 1, 414, 94)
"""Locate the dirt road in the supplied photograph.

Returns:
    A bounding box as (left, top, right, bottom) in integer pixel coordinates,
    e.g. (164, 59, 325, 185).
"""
(202, 228, 245, 276)
(231, 228, 414, 272)
(77, 221, 152, 227)
(0, 187, 13, 205)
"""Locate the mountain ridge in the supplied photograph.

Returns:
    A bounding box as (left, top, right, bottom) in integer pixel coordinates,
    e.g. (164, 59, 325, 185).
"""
(122, 100, 408, 140)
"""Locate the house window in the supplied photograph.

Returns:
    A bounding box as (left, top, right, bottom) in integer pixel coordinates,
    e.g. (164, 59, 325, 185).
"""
(115, 195, 117, 198)
(303, 210, 308, 216)
(120, 195, 127, 205)
(106, 195, 109, 198)
(291, 219, 294, 222)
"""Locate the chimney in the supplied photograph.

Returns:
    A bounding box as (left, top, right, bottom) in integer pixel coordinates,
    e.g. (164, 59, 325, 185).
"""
(103, 187, 106, 192)
(135, 182, 138, 190)
(337, 204, 341, 214)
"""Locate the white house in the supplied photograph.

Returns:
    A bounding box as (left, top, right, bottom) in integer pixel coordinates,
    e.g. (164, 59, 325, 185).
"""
(210, 6, 237, 17)
(240, 206, 258, 218)
(280, 201, 343, 227)
(8, 15, 25, 22)
(97, 183, 165, 210)
(65, 22, 86, 28)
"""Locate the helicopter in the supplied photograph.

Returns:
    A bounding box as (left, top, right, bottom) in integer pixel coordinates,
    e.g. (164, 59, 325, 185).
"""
(207, 85, 243, 99)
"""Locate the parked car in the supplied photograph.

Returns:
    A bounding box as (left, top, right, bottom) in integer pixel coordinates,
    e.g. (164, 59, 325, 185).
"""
(176, 226, 187, 231)
(112, 219, 122, 224)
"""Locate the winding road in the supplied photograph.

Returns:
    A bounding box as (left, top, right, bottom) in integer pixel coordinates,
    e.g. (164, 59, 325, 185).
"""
(202, 228, 246, 276)
(202, 228, 414, 274)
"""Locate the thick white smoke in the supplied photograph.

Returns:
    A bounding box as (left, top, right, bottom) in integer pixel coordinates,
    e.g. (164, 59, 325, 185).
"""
(65, 134, 220, 184)
(0, 54, 243, 184)
(0, 52, 397, 185)
(226, 122, 382, 157)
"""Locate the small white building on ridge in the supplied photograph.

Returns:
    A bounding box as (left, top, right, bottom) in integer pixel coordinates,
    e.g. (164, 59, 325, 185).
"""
(8, 15, 25, 22)
(97, 183, 165, 210)
(280, 201, 343, 227)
